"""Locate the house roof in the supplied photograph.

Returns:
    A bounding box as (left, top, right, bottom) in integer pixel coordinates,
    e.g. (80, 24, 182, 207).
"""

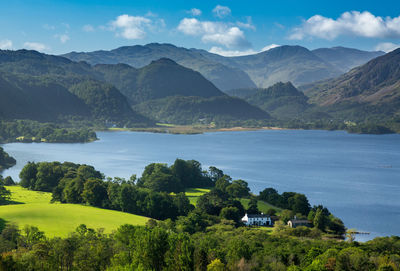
(289, 219, 311, 224)
(247, 214, 270, 218)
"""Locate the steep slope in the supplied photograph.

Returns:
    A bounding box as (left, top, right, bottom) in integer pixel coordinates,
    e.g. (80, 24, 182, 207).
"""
(63, 43, 257, 91)
(229, 46, 342, 88)
(305, 48, 400, 121)
(0, 72, 90, 121)
(0, 50, 150, 124)
(94, 58, 225, 104)
(312, 47, 385, 73)
(134, 95, 271, 125)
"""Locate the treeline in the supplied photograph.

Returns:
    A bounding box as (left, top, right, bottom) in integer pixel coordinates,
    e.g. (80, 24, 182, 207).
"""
(0, 222, 399, 271)
(0, 147, 16, 171)
(18, 159, 219, 220)
(0, 120, 97, 143)
(0, 176, 11, 204)
(259, 188, 345, 235)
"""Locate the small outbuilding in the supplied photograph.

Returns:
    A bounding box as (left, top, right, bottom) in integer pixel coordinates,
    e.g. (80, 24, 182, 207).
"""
(242, 213, 272, 226)
(287, 218, 312, 228)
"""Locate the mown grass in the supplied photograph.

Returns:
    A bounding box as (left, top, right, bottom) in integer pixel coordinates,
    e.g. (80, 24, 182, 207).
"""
(240, 198, 282, 214)
(184, 188, 211, 205)
(0, 186, 149, 237)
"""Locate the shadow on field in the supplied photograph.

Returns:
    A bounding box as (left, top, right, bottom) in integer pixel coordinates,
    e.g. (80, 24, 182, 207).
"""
(0, 218, 6, 232)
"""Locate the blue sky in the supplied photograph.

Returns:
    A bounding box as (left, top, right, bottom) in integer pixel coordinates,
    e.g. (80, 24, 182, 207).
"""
(1, 0, 400, 55)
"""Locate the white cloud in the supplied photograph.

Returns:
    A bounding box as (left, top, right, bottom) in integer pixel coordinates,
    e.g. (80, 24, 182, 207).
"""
(290, 11, 400, 40)
(209, 44, 280, 57)
(110, 14, 152, 39)
(177, 18, 250, 48)
(189, 8, 202, 16)
(83, 24, 95, 32)
(237, 17, 256, 30)
(375, 42, 400, 52)
(55, 34, 70, 43)
(0, 39, 13, 50)
(23, 42, 49, 52)
(212, 5, 231, 18)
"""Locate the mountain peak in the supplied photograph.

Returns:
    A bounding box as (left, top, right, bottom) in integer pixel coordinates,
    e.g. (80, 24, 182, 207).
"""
(150, 57, 178, 65)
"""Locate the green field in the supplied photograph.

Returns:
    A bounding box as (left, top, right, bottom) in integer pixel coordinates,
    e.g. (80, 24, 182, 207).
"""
(0, 186, 150, 237)
(184, 187, 211, 205)
(240, 198, 282, 214)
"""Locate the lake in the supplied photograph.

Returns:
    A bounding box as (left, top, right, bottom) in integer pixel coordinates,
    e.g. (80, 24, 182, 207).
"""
(2, 129, 400, 241)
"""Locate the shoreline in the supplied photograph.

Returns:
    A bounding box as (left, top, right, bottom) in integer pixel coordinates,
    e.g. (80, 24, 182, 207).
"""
(106, 125, 288, 135)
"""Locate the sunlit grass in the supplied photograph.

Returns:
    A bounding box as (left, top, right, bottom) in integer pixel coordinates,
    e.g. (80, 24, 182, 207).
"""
(0, 186, 149, 237)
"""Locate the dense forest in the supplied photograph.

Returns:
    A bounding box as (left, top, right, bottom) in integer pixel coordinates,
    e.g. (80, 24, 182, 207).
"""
(0, 222, 399, 270)
(0, 120, 97, 143)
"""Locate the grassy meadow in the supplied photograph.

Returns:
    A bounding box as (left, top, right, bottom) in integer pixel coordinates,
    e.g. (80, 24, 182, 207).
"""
(0, 186, 149, 237)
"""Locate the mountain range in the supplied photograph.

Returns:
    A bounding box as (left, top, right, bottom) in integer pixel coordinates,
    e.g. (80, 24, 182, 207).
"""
(1, 43, 399, 132)
(0, 49, 268, 126)
(303, 48, 400, 122)
(63, 43, 383, 90)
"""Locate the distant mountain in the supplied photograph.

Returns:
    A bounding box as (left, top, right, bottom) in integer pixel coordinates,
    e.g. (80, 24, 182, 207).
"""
(312, 46, 384, 73)
(228, 82, 312, 120)
(93, 58, 225, 104)
(93, 58, 270, 124)
(63, 43, 257, 91)
(64, 43, 387, 91)
(0, 50, 150, 124)
(305, 48, 400, 121)
(134, 95, 271, 125)
(0, 49, 268, 126)
(226, 46, 342, 88)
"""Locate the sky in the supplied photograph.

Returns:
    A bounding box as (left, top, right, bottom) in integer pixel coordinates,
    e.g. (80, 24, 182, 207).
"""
(1, 0, 400, 56)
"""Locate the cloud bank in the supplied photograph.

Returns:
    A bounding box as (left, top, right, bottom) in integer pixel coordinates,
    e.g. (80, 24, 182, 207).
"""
(178, 18, 251, 49)
(375, 42, 400, 52)
(110, 14, 152, 39)
(0, 39, 13, 50)
(23, 42, 49, 52)
(290, 11, 400, 40)
(209, 44, 280, 57)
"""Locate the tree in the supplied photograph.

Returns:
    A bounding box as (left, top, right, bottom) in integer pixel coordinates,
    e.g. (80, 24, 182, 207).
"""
(259, 188, 281, 206)
(139, 163, 182, 193)
(63, 177, 85, 203)
(215, 175, 231, 192)
(82, 178, 108, 207)
(207, 259, 226, 271)
(3, 176, 15, 186)
(35, 162, 64, 192)
(247, 197, 260, 214)
(19, 162, 38, 189)
(288, 194, 310, 215)
(0, 178, 10, 205)
(208, 166, 224, 183)
(313, 209, 328, 231)
(220, 207, 241, 224)
(226, 179, 250, 198)
(173, 192, 195, 216)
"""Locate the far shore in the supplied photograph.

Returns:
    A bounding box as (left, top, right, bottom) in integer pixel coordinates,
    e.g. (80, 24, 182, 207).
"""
(105, 125, 288, 135)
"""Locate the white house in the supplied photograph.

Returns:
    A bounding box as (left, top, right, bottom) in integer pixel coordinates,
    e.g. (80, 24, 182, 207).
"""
(241, 213, 272, 226)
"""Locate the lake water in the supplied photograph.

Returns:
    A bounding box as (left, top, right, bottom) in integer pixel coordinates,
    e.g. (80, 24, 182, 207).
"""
(2, 130, 400, 241)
